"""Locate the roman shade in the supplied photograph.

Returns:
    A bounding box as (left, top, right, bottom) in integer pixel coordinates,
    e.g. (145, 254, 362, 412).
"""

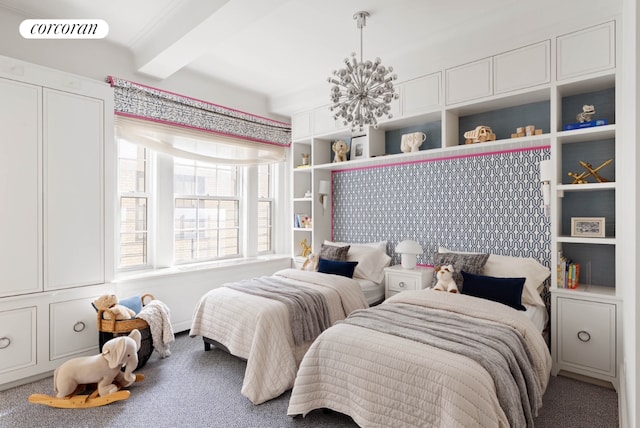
(109, 76, 291, 164)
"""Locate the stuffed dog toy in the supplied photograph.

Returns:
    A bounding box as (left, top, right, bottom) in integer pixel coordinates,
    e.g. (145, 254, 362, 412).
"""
(432, 264, 458, 293)
(93, 294, 136, 320)
(332, 140, 348, 163)
(54, 329, 141, 398)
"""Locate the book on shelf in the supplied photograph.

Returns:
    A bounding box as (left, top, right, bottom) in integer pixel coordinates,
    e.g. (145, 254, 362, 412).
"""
(563, 119, 608, 131)
(294, 213, 311, 228)
(557, 251, 580, 289)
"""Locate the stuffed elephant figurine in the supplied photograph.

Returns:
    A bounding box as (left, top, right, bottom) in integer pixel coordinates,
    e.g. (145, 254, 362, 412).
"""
(54, 329, 141, 398)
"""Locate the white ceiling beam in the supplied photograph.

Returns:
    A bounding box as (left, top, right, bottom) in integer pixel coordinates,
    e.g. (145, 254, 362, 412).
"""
(134, 0, 291, 79)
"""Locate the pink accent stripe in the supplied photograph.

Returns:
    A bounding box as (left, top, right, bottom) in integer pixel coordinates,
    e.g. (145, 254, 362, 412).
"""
(333, 145, 551, 174)
(115, 111, 289, 148)
(108, 76, 291, 127)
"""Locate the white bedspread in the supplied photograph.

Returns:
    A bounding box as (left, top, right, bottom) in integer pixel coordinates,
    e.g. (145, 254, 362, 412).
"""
(288, 289, 552, 427)
(188, 268, 368, 404)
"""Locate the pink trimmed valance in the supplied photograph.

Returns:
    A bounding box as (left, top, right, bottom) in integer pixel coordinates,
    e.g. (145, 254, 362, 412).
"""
(108, 76, 291, 147)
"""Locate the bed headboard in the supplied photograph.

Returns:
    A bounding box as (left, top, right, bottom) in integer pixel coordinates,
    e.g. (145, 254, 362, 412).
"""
(331, 145, 551, 272)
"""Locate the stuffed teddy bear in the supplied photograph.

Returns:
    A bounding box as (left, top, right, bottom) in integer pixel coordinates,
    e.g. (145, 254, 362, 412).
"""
(54, 329, 141, 398)
(432, 264, 458, 293)
(332, 140, 348, 163)
(93, 294, 136, 320)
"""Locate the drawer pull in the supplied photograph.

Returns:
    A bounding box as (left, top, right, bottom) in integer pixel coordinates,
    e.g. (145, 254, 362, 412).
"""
(398, 281, 405, 288)
(577, 330, 591, 342)
(0, 337, 10, 349)
(73, 321, 86, 333)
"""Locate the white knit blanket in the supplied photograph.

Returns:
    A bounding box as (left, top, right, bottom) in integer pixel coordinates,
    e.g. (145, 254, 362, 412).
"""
(138, 300, 175, 358)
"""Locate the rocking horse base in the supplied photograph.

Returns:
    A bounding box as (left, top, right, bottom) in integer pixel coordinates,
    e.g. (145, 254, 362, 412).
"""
(28, 374, 144, 408)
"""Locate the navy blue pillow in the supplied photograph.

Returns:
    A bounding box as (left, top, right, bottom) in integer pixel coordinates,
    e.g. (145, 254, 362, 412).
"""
(461, 271, 526, 311)
(317, 258, 358, 278)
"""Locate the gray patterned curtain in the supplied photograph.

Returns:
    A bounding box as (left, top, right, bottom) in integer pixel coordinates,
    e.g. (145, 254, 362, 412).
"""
(109, 76, 290, 164)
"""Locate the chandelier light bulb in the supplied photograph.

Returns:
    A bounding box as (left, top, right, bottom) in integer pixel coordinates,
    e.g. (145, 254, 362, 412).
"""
(328, 11, 398, 132)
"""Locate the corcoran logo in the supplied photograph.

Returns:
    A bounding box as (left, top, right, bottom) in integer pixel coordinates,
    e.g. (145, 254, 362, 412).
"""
(19, 19, 109, 39)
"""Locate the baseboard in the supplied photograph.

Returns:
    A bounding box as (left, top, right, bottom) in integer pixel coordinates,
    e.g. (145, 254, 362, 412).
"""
(556, 370, 616, 390)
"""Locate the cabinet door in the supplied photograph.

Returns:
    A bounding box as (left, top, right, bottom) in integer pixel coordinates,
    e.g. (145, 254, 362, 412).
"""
(494, 41, 550, 94)
(557, 21, 615, 81)
(403, 72, 441, 116)
(313, 106, 339, 136)
(0, 79, 41, 297)
(557, 297, 615, 377)
(445, 58, 492, 105)
(291, 111, 312, 141)
(0, 307, 37, 374)
(44, 89, 104, 290)
(50, 297, 99, 360)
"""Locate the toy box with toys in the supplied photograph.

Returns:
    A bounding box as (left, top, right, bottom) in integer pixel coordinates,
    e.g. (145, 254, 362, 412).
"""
(93, 293, 155, 370)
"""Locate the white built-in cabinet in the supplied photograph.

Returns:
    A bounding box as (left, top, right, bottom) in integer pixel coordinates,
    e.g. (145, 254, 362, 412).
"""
(0, 56, 114, 390)
(290, 20, 621, 389)
(44, 89, 104, 290)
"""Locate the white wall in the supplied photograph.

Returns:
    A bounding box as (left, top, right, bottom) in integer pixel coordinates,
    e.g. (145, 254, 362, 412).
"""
(0, 8, 288, 123)
(619, 1, 638, 426)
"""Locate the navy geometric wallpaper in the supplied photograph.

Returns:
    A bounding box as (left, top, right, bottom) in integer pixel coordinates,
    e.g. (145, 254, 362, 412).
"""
(332, 146, 551, 270)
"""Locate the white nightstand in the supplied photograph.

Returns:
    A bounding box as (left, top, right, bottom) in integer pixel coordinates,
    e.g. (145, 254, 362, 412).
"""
(384, 265, 434, 299)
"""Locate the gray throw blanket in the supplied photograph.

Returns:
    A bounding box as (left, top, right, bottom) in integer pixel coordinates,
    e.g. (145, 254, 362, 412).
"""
(225, 276, 331, 346)
(342, 303, 543, 428)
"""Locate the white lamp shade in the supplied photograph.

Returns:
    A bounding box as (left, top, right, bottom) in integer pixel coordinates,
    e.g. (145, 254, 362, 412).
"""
(318, 180, 330, 195)
(395, 240, 423, 269)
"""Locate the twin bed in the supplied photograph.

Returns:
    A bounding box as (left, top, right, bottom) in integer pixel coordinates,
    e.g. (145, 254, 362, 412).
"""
(189, 243, 552, 427)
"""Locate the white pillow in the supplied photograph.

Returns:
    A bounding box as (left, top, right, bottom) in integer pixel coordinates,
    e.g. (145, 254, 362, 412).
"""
(325, 240, 390, 283)
(439, 247, 549, 307)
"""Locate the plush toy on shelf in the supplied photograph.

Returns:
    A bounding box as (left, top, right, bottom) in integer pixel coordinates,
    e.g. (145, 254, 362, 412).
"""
(432, 264, 459, 293)
(332, 140, 349, 162)
(93, 294, 136, 320)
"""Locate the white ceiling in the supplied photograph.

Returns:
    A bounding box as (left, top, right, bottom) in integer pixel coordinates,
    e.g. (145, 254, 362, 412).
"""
(0, 0, 621, 115)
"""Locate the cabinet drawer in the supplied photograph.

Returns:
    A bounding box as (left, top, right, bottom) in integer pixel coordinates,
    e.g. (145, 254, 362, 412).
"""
(387, 274, 420, 293)
(0, 307, 37, 374)
(557, 298, 615, 376)
(50, 297, 99, 360)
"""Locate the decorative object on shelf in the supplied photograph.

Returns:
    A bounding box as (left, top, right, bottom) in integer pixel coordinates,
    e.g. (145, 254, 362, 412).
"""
(318, 180, 331, 215)
(576, 104, 596, 123)
(328, 11, 399, 131)
(300, 239, 312, 258)
(332, 140, 349, 162)
(304, 190, 312, 198)
(511, 125, 543, 138)
(539, 159, 552, 217)
(400, 132, 427, 153)
(349, 135, 367, 160)
(395, 240, 423, 269)
(563, 118, 608, 131)
(571, 217, 605, 238)
(301, 153, 310, 166)
(464, 125, 496, 144)
(432, 264, 458, 293)
(567, 159, 613, 184)
(294, 213, 310, 228)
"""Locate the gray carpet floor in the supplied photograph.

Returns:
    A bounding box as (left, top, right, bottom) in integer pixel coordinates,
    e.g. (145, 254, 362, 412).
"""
(0, 331, 619, 427)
